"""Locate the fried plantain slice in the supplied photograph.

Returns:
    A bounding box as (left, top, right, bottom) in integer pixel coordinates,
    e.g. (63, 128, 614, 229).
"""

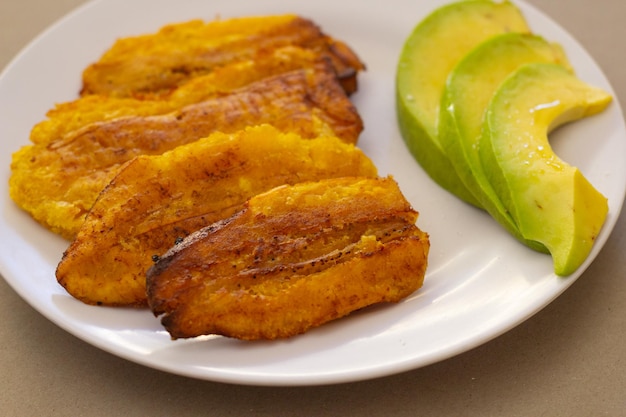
(56, 125, 378, 307)
(30, 46, 335, 147)
(146, 176, 429, 341)
(10, 61, 362, 239)
(80, 15, 365, 98)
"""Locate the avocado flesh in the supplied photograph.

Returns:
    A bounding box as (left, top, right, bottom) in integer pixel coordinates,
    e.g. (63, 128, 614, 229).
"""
(439, 33, 571, 252)
(396, 0, 530, 206)
(480, 63, 611, 275)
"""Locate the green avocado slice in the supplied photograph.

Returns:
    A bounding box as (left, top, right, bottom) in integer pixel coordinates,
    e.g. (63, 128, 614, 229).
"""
(439, 33, 572, 251)
(480, 63, 612, 275)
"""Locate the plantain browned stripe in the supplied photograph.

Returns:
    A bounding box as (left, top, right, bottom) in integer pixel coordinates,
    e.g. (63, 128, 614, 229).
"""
(80, 15, 365, 98)
(148, 220, 418, 316)
(146, 176, 430, 340)
(55, 62, 361, 152)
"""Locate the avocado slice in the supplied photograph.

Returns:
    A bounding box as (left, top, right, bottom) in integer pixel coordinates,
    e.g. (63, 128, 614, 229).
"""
(439, 33, 571, 251)
(480, 63, 612, 275)
(396, 0, 530, 206)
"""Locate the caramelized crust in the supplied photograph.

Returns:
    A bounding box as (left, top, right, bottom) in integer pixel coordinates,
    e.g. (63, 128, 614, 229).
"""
(146, 176, 429, 340)
(55, 125, 377, 307)
(10, 62, 362, 239)
(80, 15, 365, 98)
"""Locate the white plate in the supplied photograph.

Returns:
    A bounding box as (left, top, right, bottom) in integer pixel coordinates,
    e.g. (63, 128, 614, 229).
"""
(1, 0, 624, 386)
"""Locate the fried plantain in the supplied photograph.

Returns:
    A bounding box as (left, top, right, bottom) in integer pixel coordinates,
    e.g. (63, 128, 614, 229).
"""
(10, 61, 363, 239)
(146, 176, 429, 340)
(80, 15, 365, 98)
(56, 125, 378, 307)
(30, 46, 335, 147)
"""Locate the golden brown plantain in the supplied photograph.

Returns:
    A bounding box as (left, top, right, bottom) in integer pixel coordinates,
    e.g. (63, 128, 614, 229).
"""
(80, 15, 365, 98)
(56, 125, 378, 307)
(146, 176, 429, 340)
(10, 62, 363, 239)
(29, 46, 335, 146)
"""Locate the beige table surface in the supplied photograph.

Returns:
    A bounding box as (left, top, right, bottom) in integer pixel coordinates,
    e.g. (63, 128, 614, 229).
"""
(2, 0, 625, 415)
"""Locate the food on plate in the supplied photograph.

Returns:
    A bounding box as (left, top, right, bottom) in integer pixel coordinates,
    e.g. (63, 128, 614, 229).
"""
(80, 14, 365, 98)
(10, 61, 362, 239)
(438, 32, 571, 252)
(396, 0, 612, 274)
(479, 63, 611, 276)
(11, 11, 432, 341)
(146, 176, 430, 341)
(396, 0, 530, 206)
(56, 125, 378, 307)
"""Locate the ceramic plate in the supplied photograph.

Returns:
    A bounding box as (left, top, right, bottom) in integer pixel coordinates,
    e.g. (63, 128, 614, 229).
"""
(1, 0, 624, 386)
